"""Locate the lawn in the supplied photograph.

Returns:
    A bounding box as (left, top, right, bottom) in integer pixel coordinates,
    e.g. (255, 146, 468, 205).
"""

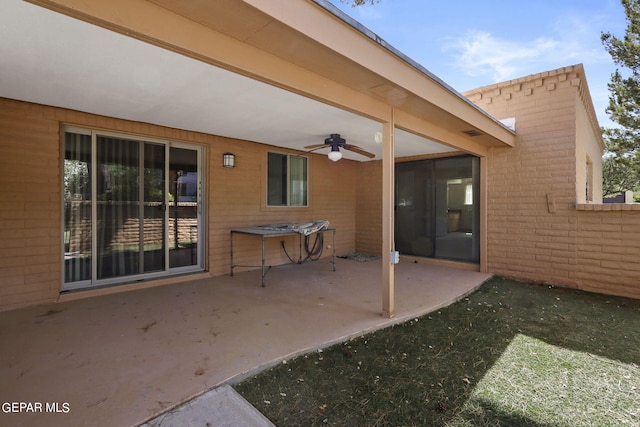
(234, 277, 640, 426)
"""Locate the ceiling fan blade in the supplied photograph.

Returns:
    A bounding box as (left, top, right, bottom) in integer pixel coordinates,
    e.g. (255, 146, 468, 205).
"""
(344, 144, 376, 159)
(304, 144, 329, 151)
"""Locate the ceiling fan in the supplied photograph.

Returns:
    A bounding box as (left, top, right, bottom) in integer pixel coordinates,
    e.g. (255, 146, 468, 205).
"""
(304, 134, 375, 161)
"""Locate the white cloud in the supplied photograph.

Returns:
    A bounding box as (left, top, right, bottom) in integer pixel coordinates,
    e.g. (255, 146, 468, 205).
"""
(445, 18, 609, 83)
(446, 30, 561, 82)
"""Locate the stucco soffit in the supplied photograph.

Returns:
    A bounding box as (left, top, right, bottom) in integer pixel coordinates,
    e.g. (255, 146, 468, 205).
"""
(25, 0, 514, 151)
(143, 0, 515, 149)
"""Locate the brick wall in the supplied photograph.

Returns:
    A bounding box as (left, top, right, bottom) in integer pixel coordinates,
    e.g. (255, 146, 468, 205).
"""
(209, 138, 357, 276)
(66, 202, 197, 253)
(465, 66, 582, 286)
(465, 65, 640, 299)
(0, 97, 357, 311)
(575, 96, 604, 203)
(355, 160, 382, 255)
(576, 205, 640, 299)
(0, 99, 61, 309)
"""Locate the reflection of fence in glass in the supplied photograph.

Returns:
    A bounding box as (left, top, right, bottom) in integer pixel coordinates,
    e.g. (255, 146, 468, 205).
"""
(66, 201, 197, 254)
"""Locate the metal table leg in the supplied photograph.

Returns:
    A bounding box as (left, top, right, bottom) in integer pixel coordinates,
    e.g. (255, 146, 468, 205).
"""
(261, 235, 266, 287)
(230, 231, 234, 276)
(332, 229, 336, 271)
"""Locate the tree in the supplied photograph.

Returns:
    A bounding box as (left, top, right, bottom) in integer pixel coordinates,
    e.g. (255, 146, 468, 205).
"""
(602, 155, 640, 196)
(340, 0, 379, 6)
(601, 0, 640, 178)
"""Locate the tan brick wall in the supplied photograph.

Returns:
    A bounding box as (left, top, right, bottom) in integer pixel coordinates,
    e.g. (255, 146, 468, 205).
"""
(355, 160, 382, 255)
(66, 203, 196, 252)
(215, 139, 357, 275)
(464, 65, 640, 299)
(0, 98, 356, 310)
(464, 67, 582, 286)
(0, 99, 62, 309)
(575, 81, 604, 203)
(576, 205, 640, 299)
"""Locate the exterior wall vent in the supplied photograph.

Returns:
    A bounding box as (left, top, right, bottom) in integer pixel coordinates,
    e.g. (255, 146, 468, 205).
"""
(462, 129, 483, 137)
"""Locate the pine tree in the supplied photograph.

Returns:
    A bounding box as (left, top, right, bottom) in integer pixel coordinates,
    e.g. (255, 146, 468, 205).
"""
(601, 0, 640, 184)
(602, 155, 640, 196)
(341, 0, 379, 6)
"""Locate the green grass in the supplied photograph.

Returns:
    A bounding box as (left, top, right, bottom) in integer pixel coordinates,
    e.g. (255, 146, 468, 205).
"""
(234, 277, 640, 426)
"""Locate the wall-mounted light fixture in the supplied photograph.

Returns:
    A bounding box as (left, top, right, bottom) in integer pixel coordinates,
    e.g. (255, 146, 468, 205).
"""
(223, 152, 235, 168)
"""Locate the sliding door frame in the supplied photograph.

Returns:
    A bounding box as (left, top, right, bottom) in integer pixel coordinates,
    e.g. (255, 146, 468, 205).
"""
(61, 126, 205, 291)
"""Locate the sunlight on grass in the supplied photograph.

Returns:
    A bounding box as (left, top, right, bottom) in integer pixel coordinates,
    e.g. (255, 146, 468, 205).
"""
(453, 334, 640, 426)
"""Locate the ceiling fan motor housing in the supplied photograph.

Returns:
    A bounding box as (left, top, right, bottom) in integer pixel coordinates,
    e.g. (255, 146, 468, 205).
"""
(325, 134, 345, 145)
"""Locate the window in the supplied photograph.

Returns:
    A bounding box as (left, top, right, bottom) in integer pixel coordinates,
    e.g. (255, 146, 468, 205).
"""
(586, 156, 594, 202)
(464, 183, 473, 205)
(267, 152, 308, 207)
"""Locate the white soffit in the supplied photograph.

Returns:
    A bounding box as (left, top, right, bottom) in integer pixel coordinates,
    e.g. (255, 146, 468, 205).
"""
(0, 0, 456, 160)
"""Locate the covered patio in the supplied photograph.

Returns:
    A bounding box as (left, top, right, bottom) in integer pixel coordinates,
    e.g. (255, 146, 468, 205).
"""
(1, 1, 506, 424)
(0, 260, 490, 426)
(0, 0, 514, 318)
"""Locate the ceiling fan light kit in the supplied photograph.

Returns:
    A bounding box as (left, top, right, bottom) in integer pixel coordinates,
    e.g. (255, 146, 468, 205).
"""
(328, 145, 342, 161)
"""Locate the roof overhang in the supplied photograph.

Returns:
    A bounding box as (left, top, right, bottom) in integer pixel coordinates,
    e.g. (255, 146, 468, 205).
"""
(1, 0, 515, 160)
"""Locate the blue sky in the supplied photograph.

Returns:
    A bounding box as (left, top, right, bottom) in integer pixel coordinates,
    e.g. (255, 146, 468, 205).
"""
(330, 0, 628, 128)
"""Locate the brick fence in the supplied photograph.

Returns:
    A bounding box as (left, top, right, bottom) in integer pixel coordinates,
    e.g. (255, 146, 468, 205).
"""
(67, 201, 198, 253)
(576, 204, 640, 299)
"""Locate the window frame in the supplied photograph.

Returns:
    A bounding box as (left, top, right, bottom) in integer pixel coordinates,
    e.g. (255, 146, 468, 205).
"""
(266, 151, 309, 208)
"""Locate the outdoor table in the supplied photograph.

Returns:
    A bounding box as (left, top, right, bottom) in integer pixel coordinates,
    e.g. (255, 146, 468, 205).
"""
(230, 226, 336, 286)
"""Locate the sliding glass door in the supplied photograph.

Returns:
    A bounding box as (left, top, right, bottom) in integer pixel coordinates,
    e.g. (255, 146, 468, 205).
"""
(169, 146, 200, 269)
(63, 128, 204, 290)
(396, 160, 435, 258)
(395, 155, 480, 263)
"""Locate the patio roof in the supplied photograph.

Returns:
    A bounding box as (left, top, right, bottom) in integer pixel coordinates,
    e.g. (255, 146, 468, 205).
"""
(2, 0, 514, 161)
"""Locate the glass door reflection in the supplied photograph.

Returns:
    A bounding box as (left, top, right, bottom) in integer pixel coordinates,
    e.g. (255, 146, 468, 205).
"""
(169, 146, 200, 268)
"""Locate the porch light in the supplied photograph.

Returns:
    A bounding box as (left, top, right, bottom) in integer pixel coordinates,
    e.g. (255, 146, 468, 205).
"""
(223, 152, 235, 168)
(328, 145, 342, 162)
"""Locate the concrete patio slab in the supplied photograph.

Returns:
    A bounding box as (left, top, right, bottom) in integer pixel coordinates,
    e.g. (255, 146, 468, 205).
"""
(0, 259, 490, 427)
